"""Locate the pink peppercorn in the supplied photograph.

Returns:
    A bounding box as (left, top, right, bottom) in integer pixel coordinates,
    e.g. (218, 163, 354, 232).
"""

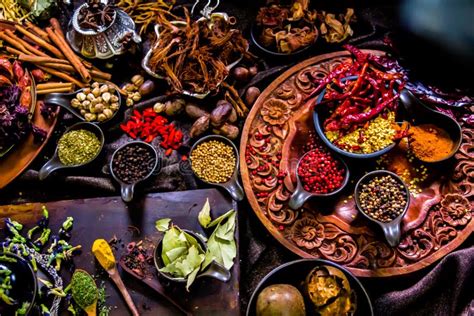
(298, 146, 346, 194)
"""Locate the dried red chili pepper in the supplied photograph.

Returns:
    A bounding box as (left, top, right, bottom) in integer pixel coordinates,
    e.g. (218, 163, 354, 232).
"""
(0, 58, 13, 78)
(31, 69, 50, 83)
(12, 61, 24, 82)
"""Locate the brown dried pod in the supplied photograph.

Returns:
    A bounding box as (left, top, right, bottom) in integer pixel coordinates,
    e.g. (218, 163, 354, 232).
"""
(214, 123, 239, 139)
(228, 107, 238, 123)
(138, 80, 156, 96)
(249, 66, 258, 77)
(186, 103, 209, 119)
(245, 86, 261, 105)
(210, 101, 233, 126)
(232, 66, 250, 82)
(190, 115, 210, 138)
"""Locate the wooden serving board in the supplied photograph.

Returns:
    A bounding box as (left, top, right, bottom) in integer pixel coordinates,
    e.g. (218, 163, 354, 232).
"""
(0, 189, 239, 315)
(240, 50, 474, 277)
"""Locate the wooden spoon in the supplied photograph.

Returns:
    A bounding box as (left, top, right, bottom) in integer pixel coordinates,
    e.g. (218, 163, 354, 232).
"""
(83, 302, 98, 316)
(92, 239, 139, 316)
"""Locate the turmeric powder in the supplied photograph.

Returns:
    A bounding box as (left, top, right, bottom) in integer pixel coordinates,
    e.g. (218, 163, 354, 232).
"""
(92, 239, 115, 271)
(408, 124, 454, 162)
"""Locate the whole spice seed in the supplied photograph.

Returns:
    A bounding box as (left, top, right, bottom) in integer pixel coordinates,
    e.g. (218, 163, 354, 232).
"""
(191, 140, 236, 183)
(298, 147, 346, 194)
(58, 129, 101, 166)
(358, 174, 407, 222)
(112, 144, 156, 183)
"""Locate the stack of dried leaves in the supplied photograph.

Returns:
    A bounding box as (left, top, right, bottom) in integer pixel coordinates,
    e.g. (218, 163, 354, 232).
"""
(255, 0, 318, 53)
(146, 8, 248, 95)
(318, 9, 356, 43)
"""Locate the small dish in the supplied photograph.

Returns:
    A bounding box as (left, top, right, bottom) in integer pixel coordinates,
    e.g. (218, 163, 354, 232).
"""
(189, 135, 244, 201)
(246, 258, 373, 316)
(399, 89, 462, 163)
(313, 75, 398, 159)
(354, 170, 410, 247)
(288, 150, 350, 210)
(154, 229, 231, 283)
(43, 87, 121, 125)
(110, 141, 160, 202)
(0, 252, 37, 316)
(39, 122, 104, 180)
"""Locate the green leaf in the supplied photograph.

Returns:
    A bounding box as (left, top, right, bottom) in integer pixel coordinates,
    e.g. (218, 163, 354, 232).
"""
(155, 218, 171, 232)
(207, 209, 235, 228)
(165, 247, 188, 263)
(198, 198, 211, 228)
(186, 267, 200, 291)
(202, 210, 237, 270)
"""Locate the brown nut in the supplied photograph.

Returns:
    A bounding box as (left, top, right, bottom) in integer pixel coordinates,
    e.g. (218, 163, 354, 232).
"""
(245, 86, 261, 106)
(131, 74, 144, 86)
(210, 101, 232, 127)
(232, 66, 250, 82)
(190, 115, 210, 138)
(214, 123, 239, 140)
(228, 107, 238, 123)
(138, 80, 156, 96)
(185, 103, 209, 119)
(248, 66, 258, 77)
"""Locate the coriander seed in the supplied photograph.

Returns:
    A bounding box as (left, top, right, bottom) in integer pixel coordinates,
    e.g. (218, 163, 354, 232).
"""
(190, 140, 236, 183)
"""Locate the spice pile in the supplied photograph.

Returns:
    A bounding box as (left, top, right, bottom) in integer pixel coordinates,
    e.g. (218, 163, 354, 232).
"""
(58, 129, 101, 166)
(112, 143, 156, 183)
(71, 82, 120, 122)
(255, 0, 318, 54)
(120, 108, 183, 155)
(77, 1, 115, 31)
(298, 148, 346, 194)
(70, 269, 98, 312)
(310, 45, 405, 154)
(358, 174, 408, 222)
(145, 8, 248, 95)
(191, 140, 236, 183)
(123, 240, 154, 278)
(408, 124, 454, 162)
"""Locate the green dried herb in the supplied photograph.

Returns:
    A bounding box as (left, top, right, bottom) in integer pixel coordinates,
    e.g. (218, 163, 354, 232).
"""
(58, 129, 101, 166)
(71, 270, 98, 310)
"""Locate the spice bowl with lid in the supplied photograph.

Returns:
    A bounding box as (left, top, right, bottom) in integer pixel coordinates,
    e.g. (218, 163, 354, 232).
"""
(154, 229, 231, 284)
(44, 82, 122, 125)
(110, 141, 160, 202)
(354, 170, 410, 247)
(39, 122, 104, 180)
(288, 148, 350, 210)
(189, 135, 244, 201)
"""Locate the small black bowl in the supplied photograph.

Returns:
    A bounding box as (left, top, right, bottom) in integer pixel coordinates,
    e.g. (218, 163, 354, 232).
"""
(313, 75, 398, 159)
(0, 253, 37, 316)
(246, 259, 373, 316)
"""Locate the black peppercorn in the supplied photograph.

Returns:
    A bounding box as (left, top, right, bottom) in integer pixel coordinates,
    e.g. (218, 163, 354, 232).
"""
(112, 144, 156, 184)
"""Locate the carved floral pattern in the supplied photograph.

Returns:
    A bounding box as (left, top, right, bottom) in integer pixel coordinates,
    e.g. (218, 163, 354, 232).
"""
(243, 52, 474, 275)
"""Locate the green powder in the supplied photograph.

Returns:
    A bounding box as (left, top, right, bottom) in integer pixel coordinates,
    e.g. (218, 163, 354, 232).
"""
(58, 129, 101, 166)
(71, 270, 98, 309)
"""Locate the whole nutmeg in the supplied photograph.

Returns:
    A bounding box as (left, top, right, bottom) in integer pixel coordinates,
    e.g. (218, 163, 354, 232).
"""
(245, 86, 261, 106)
(210, 101, 232, 127)
(214, 123, 239, 139)
(190, 115, 210, 138)
(232, 66, 250, 82)
(185, 103, 209, 119)
(138, 80, 156, 96)
(248, 66, 258, 77)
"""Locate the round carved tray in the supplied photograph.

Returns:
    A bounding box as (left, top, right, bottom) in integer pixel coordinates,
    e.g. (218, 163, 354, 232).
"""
(240, 50, 474, 277)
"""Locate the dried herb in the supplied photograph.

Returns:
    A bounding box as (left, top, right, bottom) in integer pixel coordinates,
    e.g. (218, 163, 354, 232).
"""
(318, 9, 356, 43)
(57, 129, 101, 166)
(71, 269, 98, 310)
(147, 7, 248, 94)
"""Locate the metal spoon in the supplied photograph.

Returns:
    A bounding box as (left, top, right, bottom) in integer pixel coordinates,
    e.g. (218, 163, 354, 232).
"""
(38, 122, 104, 180)
(354, 170, 411, 247)
(288, 149, 350, 210)
(189, 135, 244, 202)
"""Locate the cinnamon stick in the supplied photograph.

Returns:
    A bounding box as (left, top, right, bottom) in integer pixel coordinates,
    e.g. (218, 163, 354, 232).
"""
(41, 63, 112, 81)
(25, 21, 51, 43)
(5, 46, 24, 56)
(16, 25, 64, 59)
(37, 87, 74, 95)
(37, 82, 73, 90)
(37, 65, 86, 88)
(50, 18, 65, 40)
(46, 27, 91, 83)
(0, 33, 29, 55)
(18, 54, 70, 65)
(5, 29, 49, 57)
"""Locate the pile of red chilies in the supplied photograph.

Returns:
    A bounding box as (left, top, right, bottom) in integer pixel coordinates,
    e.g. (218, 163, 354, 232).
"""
(307, 45, 406, 132)
(121, 108, 183, 155)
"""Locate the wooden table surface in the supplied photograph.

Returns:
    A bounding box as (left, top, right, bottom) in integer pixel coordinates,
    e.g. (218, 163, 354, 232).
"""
(0, 189, 239, 315)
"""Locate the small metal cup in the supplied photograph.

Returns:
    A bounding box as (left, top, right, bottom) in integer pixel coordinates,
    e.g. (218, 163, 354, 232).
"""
(354, 170, 410, 247)
(288, 150, 350, 210)
(189, 135, 244, 201)
(154, 229, 231, 284)
(39, 122, 105, 180)
(109, 141, 160, 202)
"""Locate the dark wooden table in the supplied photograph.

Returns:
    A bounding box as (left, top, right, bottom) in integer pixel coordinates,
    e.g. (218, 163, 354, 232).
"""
(0, 189, 239, 315)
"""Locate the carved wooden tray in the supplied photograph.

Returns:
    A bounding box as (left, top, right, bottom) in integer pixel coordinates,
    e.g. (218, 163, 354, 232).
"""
(240, 50, 474, 277)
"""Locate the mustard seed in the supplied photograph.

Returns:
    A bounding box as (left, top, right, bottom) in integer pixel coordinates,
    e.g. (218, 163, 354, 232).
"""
(190, 140, 236, 183)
